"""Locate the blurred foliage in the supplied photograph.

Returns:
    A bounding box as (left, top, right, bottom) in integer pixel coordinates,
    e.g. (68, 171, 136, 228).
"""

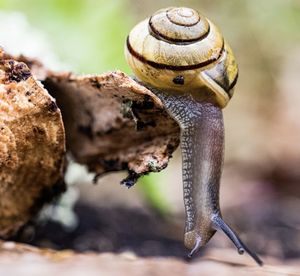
(0, 0, 132, 73)
(140, 173, 171, 215)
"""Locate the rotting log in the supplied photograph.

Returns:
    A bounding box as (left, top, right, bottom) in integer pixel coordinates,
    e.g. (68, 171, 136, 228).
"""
(0, 50, 180, 237)
(0, 49, 65, 237)
(44, 71, 180, 186)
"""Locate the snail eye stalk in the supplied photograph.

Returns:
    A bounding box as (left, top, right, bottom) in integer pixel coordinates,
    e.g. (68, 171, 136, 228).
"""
(212, 215, 263, 266)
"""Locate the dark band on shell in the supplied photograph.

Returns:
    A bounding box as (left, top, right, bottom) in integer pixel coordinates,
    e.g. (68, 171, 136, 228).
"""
(166, 8, 200, 27)
(148, 7, 210, 44)
(211, 71, 238, 98)
(148, 18, 210, 44)
(228, 72, 238, 91)
(126, 36, 225, 71)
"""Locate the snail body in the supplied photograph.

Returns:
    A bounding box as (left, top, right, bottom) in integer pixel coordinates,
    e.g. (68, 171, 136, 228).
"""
(125, 7, 262, 265)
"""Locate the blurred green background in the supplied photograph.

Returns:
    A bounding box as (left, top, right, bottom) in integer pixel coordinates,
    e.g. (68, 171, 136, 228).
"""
(1, 0, 300, 220)
(1, 0, 299, 73)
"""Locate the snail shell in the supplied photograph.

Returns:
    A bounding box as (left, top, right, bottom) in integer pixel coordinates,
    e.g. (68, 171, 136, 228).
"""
(125, 7, 238, 108)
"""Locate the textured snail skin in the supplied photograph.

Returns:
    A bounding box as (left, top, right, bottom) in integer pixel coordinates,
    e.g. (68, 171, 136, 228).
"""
(125, 7, 262, 265)
(156, 92, 223, 250)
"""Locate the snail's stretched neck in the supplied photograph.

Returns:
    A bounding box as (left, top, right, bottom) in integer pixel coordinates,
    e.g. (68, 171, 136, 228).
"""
(158, 93, 223, 247)
(154, 91, 262, 265)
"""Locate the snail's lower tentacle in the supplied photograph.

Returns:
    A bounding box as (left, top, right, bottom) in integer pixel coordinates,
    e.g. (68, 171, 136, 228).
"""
(211, 214, 263, 266)
(187, 235, 202, 258)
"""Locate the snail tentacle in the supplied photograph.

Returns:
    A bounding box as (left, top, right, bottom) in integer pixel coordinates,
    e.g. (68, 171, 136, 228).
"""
(211, 214, 263, 266)
(188, 235, 202, 258)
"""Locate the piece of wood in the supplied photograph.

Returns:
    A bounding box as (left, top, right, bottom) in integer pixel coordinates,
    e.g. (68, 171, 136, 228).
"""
(44, 71, 180, 186)
(0, 49, 65, 237)
(12, 54, 180, 184)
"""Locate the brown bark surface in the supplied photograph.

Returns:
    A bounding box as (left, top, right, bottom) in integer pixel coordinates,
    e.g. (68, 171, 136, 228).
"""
(0, 50, 65, 237)
(44, 71, 180, 185)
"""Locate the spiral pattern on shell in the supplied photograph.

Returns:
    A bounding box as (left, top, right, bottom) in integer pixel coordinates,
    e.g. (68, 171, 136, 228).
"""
(125, 7, 238, 108)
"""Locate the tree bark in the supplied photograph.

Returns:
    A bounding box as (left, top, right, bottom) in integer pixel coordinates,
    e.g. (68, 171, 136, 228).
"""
(44, 71, 180, 182)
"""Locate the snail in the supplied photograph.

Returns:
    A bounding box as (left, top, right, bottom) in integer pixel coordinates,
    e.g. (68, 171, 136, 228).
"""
(125, 7, 263, 265)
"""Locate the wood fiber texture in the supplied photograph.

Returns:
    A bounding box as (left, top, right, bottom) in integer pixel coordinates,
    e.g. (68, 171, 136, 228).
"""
(0, 49, 65, 237)
(44, 71, 180, 184)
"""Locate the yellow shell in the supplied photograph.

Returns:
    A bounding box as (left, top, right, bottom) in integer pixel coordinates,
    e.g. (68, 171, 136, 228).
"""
(125, 7, 238, 108)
